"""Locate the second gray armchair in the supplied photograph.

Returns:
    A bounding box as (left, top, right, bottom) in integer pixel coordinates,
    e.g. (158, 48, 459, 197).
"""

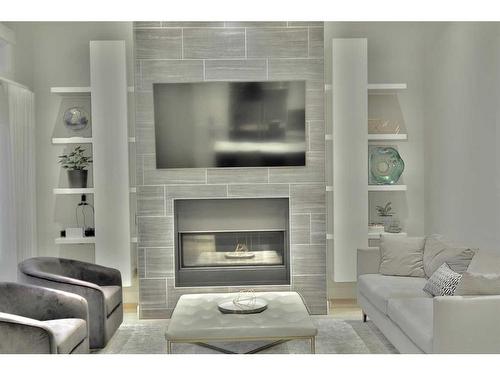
(0, 282, 89, 354)
(18, 257, 123, 349)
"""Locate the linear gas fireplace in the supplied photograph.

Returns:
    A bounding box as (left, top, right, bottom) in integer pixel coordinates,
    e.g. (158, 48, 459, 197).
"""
(174, 198, 290, 287)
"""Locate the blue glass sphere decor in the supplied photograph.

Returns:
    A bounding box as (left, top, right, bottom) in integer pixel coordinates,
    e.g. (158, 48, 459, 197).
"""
(369, 146, 405, 185)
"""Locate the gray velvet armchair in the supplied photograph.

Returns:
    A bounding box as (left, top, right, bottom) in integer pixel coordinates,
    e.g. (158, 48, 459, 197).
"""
(0, 282, 89, 354)
(18, 257, 123, 349)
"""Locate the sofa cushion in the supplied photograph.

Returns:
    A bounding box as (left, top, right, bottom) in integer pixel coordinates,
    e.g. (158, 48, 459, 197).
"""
(387, 297, 433, 353)
(423, 236, 475, 278)
(424, 263, 462, 296)
(455, 272, 500, 295)
(100, 286, 121, 316)
(379, 235, 425, 277)
(42, 318, 87, 354)
(358, 273, 430, 315)
(466, 250, 500, 274)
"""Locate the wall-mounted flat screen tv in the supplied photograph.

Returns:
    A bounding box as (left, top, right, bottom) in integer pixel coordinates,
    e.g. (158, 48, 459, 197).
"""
(153, 81, 306, 169)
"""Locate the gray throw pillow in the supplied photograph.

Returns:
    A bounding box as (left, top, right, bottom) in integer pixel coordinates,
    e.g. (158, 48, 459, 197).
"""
(424, 263, 462, 296)
(455, 272, 500, 295)
(379, 235, 425, 277)
(423, 236, 476, 278)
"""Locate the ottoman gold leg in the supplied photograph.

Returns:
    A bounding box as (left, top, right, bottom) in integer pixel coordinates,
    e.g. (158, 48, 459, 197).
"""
(310, 337, 316, 354)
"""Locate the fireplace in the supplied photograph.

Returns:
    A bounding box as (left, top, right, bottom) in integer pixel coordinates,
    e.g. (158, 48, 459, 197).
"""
(174, 198, 290, 287)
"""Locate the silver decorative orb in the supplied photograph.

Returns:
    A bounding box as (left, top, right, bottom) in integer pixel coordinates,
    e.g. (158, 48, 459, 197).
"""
(63, 107, 89, 130)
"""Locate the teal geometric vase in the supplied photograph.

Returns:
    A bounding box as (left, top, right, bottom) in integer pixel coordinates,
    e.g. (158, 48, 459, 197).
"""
(369, 146, 405, 185)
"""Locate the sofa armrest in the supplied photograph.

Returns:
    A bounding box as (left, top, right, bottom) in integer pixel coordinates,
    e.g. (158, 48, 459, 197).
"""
(433, 295, 500, 353)
(357, 247, 381, 277)
(0, 312, 56, 353)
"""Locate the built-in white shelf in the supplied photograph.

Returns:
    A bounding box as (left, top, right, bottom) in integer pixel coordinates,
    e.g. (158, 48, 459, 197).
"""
(55, 237, 96, 245)
(129, 187, 136, 193)
(325, 134, 333, 141)
(52, 137, 93, 144)
(53, 188, 95, 195)
(50, 86, 91, 95)
(326, 185, 333, 192)
(368, 231, 407, 239)
(128, 137, 136, 143)
(368, 185, 407, 191)
(368, 83, 407, 91)
(131, 237, 138, 243)
(368, 134, 407, 141)
(51, 86, 134, 95)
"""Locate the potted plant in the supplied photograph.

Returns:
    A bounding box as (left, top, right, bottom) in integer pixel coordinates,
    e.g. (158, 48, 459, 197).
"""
(375, 202, 394, 231)
(58, 146, 93, 188)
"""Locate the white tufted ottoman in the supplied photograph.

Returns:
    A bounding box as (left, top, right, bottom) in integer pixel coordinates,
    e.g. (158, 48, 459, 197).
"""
(165, 292, 317, 354)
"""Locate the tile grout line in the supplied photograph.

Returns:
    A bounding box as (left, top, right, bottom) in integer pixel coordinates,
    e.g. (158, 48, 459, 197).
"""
(181, 28, 184, 59)
(164, 186, 167, 216)
(244, 28, 247, 58)
(307, 27, 310, 58)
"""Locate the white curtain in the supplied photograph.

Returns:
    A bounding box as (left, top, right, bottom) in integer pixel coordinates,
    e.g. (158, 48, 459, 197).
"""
(0, 82, 37, 280)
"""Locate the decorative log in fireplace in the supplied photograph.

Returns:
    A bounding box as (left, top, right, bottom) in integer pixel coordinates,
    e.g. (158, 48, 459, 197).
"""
(174, 198, 290, 287)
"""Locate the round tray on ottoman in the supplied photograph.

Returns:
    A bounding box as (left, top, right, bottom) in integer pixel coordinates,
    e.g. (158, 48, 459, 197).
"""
(218, 298, 268, 314)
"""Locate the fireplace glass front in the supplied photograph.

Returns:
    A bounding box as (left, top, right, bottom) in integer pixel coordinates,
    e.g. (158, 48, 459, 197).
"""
(181, 230, 285, 268)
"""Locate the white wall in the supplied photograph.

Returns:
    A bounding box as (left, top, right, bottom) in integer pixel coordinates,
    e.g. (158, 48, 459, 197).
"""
(324, 22, 427, 298)
(423, 23, 500, 253)
(6, 22, 134, 263)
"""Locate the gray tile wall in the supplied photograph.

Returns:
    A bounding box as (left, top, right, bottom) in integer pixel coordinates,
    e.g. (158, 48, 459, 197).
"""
(133, 21, 326, 318)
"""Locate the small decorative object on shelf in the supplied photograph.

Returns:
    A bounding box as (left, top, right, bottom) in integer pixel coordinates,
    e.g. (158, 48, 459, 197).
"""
(374, 201, 396, 231)
(368, 118, 401, 134)
(368, 224, 385, 234)
(65, 227, 84, 239)
(76, 194, 95, 237)
(369, 146, 404, 185)
(63, 107, 89, 131)
(58, 145, 93, 188)
(217, 289, 268, 314)
(386, 218, 403, 233)
(224, 243, 255, 259)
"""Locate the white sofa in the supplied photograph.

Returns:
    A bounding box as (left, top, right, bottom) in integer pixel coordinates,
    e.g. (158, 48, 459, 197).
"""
(357, 247, 500, 353)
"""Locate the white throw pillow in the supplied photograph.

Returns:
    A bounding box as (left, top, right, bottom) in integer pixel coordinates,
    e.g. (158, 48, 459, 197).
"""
(379, 235, 425, 277)
(423, 236, 476, 278)
(455, 272, 500, 295)
(423, 263, 462, 296)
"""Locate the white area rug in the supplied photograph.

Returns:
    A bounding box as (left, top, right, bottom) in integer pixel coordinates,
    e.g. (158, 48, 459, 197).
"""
(97, 316, 397, 354)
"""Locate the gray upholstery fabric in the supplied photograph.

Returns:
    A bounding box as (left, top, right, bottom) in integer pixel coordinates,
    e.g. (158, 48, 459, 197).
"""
(358, 274, 429, 314)
(0, 282, 89, 354)
(101, 286, 122, 316)
(387, 297, 433, 353)
(43, 318, 87, 354)
(423, 236, 476, 277)
(18, 257, 123, 349)
(379, 235, 425, 277)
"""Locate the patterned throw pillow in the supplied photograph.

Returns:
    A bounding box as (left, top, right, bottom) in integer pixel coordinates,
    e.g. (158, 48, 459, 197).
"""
(424, 263, 462, 296)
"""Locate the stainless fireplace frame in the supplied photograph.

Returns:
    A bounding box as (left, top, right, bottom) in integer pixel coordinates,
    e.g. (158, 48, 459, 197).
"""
(173, 197, 291, 288)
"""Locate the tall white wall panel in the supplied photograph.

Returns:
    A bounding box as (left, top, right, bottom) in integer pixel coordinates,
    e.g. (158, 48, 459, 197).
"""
(332, 39, 368, 282)
(90, 41, 131, 286)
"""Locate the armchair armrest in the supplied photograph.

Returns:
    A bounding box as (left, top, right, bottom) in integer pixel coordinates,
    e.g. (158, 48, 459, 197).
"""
(78, 262, 122, 287)
(0, 312, 56, 353)
(357, 247, 381, 277)
(433, 295, 500, 353)
(0, 283, 88, 323)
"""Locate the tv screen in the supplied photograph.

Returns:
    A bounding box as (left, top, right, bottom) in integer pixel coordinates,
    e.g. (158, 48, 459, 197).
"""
(153, 81, 306, 168)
